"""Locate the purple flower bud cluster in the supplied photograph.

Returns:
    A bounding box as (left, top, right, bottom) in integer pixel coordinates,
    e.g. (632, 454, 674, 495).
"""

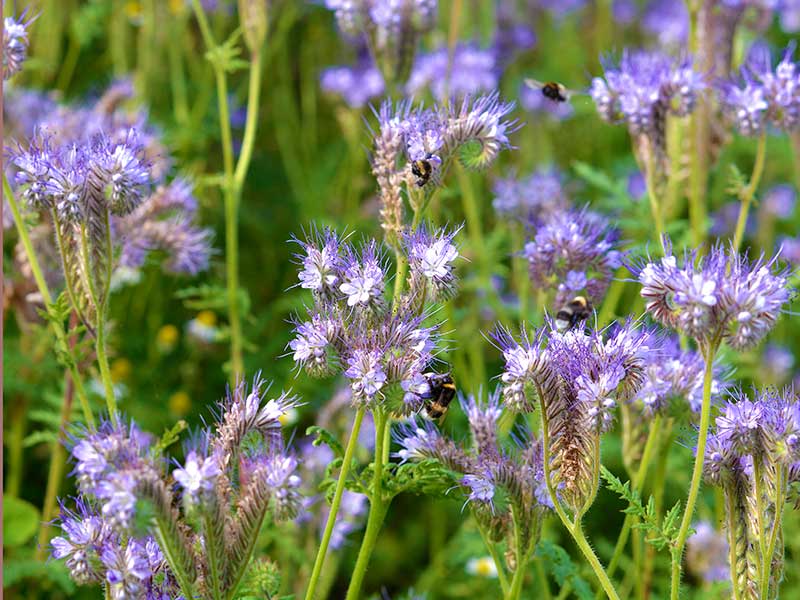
(591, 50, 703, 155)
(635, 335, 725, 416)
(686, 521, 730, 584)
(718, 41, 800, 135)
(290, 228, 452, 410)
(53, 375, 303, 597)
(637, 241, 791, 350)
(407, 43, 498, 100)
(523, 208, 622, 307)
(394, 388, 550, 554)
(703, 388, 800, 597)
(11, 129, 150, 221)
(495, 321, 650, 511)
(114, 178, 214, 276)
(3, 13, 32, 80)
(321, 58, 385, 108)
(492, 167, 570, 224)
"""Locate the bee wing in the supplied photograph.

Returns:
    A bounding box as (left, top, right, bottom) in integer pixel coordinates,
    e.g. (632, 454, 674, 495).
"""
(524, 78, 545, 90)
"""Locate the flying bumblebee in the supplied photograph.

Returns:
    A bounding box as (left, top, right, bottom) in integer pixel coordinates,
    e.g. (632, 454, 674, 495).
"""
(555, 295, 592, 332)
(410, 153, 441, 187)
(525, 78, 586, 104)
(422, 372, 456, 420)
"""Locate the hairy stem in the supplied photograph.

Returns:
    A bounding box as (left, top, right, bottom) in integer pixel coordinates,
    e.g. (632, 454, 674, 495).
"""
(476, 519, 510, 597)
(643, 140, 667, 254)
(305, 408, 366, 600)
(669, 345, 717, 600)
(732, 133, 767, 253)
(762, 466, 785, 599)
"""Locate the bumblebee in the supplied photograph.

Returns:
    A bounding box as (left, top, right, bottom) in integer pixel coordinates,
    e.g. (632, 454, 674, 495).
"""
(411, 156, 434, 187)
(422, 372, 456, 420)
(555, 295, 592, 332)
(525, 78, 584, 104)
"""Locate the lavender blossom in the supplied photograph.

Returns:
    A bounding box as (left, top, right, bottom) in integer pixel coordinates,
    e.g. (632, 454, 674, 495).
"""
(524, 208, 621, 307)
(321, 60, 385, 108)
(592, 50, 703, 158)
(637, 242, 790, 350)
(718, 41, 800, 135)
(492, 167, 570, 224)
(3, 13, 32, 80)
(407, 43, 498, 100)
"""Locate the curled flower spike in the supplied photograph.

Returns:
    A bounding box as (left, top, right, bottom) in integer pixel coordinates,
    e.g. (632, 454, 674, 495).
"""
(492, 326, 553, 412)
(636, 241, 791, 351)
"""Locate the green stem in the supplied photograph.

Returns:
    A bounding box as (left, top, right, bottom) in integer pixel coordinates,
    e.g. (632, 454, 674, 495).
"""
(345, 411, 391, 600)
(605, 415, 663, 584)
(642, 423, 675, 600)
(643, 140, 666, 253)
(669, 344, 718, 600)
(168, 14, 190, 124)
(534, 558, 552, 600)
(537, 389, 620, 600)
(596, 272, 626, 327)
(791, 131, 800, 191)
(234, 48, 264, 188)
(725, 491, 743, 600)
(4, 175, 94, 426)
(762, 467, 785, 599)
(55, 33, 80, 92)
(305, 408, 366, 600)
(95, 319, 119, 423)
(476, 520, 510, 597)
(732, 133, 767, 253)
(686, 0, 709, 247)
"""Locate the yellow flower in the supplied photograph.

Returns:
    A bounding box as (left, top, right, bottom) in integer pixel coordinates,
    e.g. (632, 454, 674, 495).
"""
(169, 391, 192, 416)
(197, 311, 217, 327)
(157, 324, 180, 353)
(124, 1, 143, 21)
(168, 0, 186, 15)
(466, 556, 498, 578)
(111, 358, 133, 383)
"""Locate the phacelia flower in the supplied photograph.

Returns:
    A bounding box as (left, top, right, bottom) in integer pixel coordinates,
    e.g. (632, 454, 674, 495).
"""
(3, 13, 32, 80)
(718, 41, 800, 135)
(492, 167, 570, 224)
(407, 43, 498, 100)
(405, 225, 460, 300)
(321, 59, 385, 108)
(636, 241, 790, 350)
(686, 521, 730, 584)
(344, 349, 388, 405)
(51, 500, 114, 585)
(339, 240, 387, 309)
(524, 208, 621, 307)
(173, 450, 221, 506)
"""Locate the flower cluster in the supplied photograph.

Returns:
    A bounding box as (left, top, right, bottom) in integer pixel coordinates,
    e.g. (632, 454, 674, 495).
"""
(703, 388, 800, 598)
(371, 93, 518, 243)
(53, 376, 303, 599)
(320, 59, 385, 109)
(591, 50, 703, 158)
(523, 208, 622, 307)
(637, 241, 791, 351)
(394, 389, 550, 561)
(685, 521, 730, 584)
(718, 41, 800, 136)
(3, 13, 32, 80)
(324, 0, 437, 86)
(114, 177, 214, 277)
(290, 228, 455, 410)
(492, 167, 570, 224)
(407, 43, 498, 100)
(495, 321, 650, 511)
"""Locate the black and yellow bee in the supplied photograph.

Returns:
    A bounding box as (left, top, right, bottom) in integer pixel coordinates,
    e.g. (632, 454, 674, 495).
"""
(525, 78, 585, 104)
(555, 295, 592, 332)
(422, 372, 456, 420)
(411, 156, 435, 187)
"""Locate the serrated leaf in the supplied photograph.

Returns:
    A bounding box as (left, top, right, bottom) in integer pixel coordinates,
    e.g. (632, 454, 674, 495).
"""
(535, 540, 594, 600)
(22, 430, 58, 448)
(3, 496, 41, 547)
(155, 420, 187, 454)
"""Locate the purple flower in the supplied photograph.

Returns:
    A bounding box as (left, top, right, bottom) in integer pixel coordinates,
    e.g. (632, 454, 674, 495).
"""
(3, 13, 32, 80)
(637, 242, 790, 349)
(405, 226, 460, 300)
(762, 344, 795, 384)
(642, 0, 689, 48)
(719, 41, 800, 135)
(407, 43, 498, 100)
(344, 349, 388, 404)
(96, 472, 138, 530)
(686, 522, 730, 583)
(763, 184, 796, 219)
(394, 421, 443, 462)
(494, 326, 551, 412)
(462, 473, 496, 505)
(101, 538, 152, 600)
(493, 167, 570, 223)
(294, 228, 344, 297)
(524, 208, 621, 307)
(173, 451, 221, 506)
(51, 500, 114, 585)
(289, 314, 338, 377)
(321, 60, 385, 108)
(339, 241, 386, 308)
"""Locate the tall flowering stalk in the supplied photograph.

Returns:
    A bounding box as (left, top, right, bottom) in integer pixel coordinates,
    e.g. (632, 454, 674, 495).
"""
(52, 375, 302, 600)
(704, 388, 800, 600)
(495, 321, 652, 599)
(191, 0, 268, 380)
(634, 240, 791, 600)
(394, 390, 551, 600)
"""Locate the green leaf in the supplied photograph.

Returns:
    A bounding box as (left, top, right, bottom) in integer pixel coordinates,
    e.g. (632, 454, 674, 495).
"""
(3, 496, 41, 547)
(155, 420, 188, 454)
(3, 558, 75, 592)
(305, 425, 344, 458)
(22, 430, 58, 448)
(535, 539, 594, 600)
